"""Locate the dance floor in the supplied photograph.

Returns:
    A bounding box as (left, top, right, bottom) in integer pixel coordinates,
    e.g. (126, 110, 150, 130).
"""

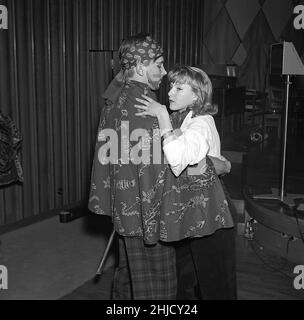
(62, 130, 304, 300)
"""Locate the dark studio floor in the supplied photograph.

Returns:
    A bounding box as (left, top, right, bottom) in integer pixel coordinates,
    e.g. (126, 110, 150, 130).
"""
(61, 234, 304, 300)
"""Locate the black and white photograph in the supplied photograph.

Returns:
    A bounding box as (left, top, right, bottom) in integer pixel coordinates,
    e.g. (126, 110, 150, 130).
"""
(0, 0, 304, 306)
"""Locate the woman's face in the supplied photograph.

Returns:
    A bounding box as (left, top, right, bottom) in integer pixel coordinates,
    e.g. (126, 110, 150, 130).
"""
(168, 82, 197, 112)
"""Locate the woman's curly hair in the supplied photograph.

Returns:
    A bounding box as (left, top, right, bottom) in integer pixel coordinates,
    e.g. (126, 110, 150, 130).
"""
(168, 65, 218, 117)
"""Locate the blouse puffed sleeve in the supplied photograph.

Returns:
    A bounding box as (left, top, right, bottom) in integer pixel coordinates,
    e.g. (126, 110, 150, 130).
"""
(162, 118, 210, 177)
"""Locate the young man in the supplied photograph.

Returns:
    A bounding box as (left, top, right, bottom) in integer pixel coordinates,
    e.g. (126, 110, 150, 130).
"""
(88, 33, 175, 300)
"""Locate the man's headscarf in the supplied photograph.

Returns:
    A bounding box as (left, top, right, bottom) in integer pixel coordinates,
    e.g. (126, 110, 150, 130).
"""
(120, 35, 163, 71)
(103, 35, 163, 103)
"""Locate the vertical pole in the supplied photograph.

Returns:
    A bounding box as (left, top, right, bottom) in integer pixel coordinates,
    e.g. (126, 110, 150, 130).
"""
(111, 50, 114, 79)
(280, 75, 291, 202)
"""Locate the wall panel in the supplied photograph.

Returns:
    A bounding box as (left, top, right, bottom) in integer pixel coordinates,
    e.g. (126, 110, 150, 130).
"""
(0, 0, 205, 228)
(202, 0, 302, 91)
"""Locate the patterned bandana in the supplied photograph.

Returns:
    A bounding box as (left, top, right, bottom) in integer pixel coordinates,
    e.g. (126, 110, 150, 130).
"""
(120, 36, 164, 71)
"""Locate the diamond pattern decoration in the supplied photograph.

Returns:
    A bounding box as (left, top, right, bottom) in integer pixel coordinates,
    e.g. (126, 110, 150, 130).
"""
(262, 0, 294, 40)
(204, 7, 241, 64)
(232, 43, 247, 66)
(202, 0, 304, 91)
(202, 44, 216, 65)
(242, 11, 275, 51)
(238, 11, 275, 91)
(225, 0, 261, 39)
(204, 0, 225, 36)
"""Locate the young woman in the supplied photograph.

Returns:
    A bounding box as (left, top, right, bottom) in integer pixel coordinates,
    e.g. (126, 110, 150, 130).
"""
(135, 65, 237, 300)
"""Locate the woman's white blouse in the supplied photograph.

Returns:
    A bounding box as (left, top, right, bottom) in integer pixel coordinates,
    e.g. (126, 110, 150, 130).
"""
(163, 111, 223, 177)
